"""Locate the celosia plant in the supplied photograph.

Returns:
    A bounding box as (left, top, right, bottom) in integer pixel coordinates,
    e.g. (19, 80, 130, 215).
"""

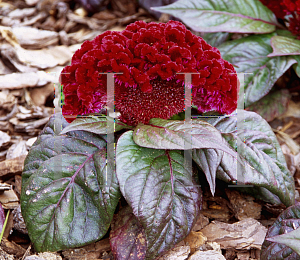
(21, 20, 295, 260)
(60, 20, 238, 126)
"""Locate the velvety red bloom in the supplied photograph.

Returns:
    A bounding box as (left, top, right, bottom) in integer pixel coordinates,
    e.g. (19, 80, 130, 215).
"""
(259, 0, 300, 38)
(259, 0, 287, 19)
(61, 21, 239, 126)
(289, 15, 300, 36)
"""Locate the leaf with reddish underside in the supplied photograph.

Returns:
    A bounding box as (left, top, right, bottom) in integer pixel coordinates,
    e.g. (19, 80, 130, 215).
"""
(133, 118, 238, 196)
(192, 148, 223, 196)
(218, 34, 296, 107)
(202, 110, 295, 207)
(116, 131, 202, 260)
(0, 203, 5, 234)
(261, 202, 300, 259)
(110, 206, 147, 260)
(21, 113, 121, 252)
(60, 116, 133, 135)
(133, 118, 236, 156)
(152, 0, 278, 33)
(268, 36, 300, 57)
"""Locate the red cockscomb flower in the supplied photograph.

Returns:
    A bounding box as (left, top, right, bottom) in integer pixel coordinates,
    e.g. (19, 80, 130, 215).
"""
(60, 20, 239, 126)
(259, 0, 300, 38)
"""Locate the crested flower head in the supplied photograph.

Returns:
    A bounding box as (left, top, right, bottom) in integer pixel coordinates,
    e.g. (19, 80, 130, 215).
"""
(259, 0, 300, 38)
(61, 20, 239, 125)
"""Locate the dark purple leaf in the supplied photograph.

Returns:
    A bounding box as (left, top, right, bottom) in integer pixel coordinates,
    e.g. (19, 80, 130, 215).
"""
(202, 110, 295, 207)
(261, 202, 300, 259)
(0, 203, 5, 234)
(21, 113, 121, 252)
(116, 131, 202, 259)
(110, 206, 147, 260)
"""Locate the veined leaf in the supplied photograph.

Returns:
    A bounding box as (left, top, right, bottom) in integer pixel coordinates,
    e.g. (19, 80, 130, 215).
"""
(292, 55, 300, 78)
(268, 36, 300, 57)
(110, 205, 147, 260)
(261, 202, 300, 259)
(152, 0, 278, 33)
(21, 113, 121, 252)
(192, 149, 223, 196)
(133, 118, 237, 157)
(202, 32, 230, 47)
(60, 116, 133, 135)
(218, 34, 296, 106)
(133, 118, 239, 196)
(116, 131, 201, 259)
(202, 110, 295, 206)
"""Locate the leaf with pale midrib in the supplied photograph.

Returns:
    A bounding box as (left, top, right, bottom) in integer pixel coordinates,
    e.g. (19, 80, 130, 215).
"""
(21, 113, 121, 252)
(201, 110, 295, 207)
(116, 131, 201, 259)
(261, 202, 300, 259)
(152, 0, 278, 33)
(218, 34, 297, 107)
(110, 205, 147, 260)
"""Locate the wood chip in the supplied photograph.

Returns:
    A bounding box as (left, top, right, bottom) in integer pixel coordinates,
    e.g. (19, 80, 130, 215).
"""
(62, 238, 111, 260)
(10, 116, 50, 133)
(6, 140, 28, 160)
(200, 218, 267, 250)
(0, 247, 14, 260)
(225, 189, 262, 220)
(8, 8, 36, 19)
(25, 0, 39, 5)
(0, 44, 38, 73)
(0, 154, 26, 177)
(11, 26, 59, 49)
(16, 45, 72, 69)
(158, 246, 190, 260)
(0, 189, 19, 209)
(200, 208, 230, 221)
(14, 175, 22, 197)
(0, 71, 57, 89)
(183, 231, 207, 253)
(0, 72, 39, 89)
(192, 213, 210, 232)
(0, 130, 11, 146)
(188, 250, 226, 260)
(13, 206, 28, 234)
(3, 209, 14, 238)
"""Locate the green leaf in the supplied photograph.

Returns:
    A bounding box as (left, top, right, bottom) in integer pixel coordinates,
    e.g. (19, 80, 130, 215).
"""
(202, 32, 230, 47)
(192, 149, 223, 196)
(292, 55, 300, 78)
(268, 36, 300, 57)
(151, 0, 278, 33)
(133, 118, 239, 195)
(275, 29, 297, 38)
(218, 34, 297, 106)
(202, 110, 295, 206)
(267, 227, 300, 256)
(116, 131, 201, 259)
(133, 118, 237, 157)
(261, 202, 300, 259)
(21, 113, 121, 252)
(60, 116, 133, 135)
(246, 89, 290, 122)
(110, 205, 147, 260)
